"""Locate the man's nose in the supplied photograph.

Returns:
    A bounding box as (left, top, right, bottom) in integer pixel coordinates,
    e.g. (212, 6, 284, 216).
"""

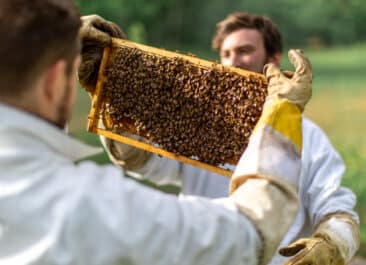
(227, 54, 242, 68)
(222, 54, 240, 67)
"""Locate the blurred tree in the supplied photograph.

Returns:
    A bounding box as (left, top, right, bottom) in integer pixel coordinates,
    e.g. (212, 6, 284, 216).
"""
(74, 0, 366, 52)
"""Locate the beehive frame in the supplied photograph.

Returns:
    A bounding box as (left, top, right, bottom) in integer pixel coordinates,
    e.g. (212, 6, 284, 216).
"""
(86, 38, 267, 178)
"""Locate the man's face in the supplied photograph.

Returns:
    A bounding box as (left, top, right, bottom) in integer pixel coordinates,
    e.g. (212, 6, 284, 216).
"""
(220, 28, 268, 73)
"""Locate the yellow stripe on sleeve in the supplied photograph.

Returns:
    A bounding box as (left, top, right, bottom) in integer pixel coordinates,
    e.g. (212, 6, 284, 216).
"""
(254, 99, 302, 151)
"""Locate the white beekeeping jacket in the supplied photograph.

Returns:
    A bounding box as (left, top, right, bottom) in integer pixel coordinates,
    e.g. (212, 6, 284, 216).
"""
(0, 103, 267, 265)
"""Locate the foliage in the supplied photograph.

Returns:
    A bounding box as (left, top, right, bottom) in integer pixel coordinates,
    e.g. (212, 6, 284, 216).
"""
(74, 0, 366, 51)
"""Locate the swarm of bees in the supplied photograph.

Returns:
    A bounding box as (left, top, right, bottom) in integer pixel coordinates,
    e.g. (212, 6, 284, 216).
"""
(100, 46, 267, 166)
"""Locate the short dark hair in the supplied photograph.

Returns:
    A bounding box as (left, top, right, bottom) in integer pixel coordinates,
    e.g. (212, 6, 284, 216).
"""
(212, 12, 283, 58)
(0, 0, 81, 96)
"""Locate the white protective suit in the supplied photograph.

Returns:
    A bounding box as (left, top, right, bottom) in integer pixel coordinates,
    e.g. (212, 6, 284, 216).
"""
(0, 102, 300, 265)
(102, 116, 360, 265)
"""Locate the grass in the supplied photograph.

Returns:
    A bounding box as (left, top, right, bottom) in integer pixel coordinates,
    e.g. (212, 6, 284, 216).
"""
(283, 43, 366, 91)
(70, 43, 366, 256)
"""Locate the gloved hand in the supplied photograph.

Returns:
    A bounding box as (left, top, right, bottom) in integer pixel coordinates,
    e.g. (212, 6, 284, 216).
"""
(279, 234, 343, 265)
(264, 49, 312, 112)
(279, 212, 360, 265)
(100, 132, 152, 171)
(78, 15, 125, 92)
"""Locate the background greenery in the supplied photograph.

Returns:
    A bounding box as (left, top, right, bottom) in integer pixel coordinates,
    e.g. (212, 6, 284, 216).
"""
(72, 0, 366, 257)
(75, 0, 366, 52)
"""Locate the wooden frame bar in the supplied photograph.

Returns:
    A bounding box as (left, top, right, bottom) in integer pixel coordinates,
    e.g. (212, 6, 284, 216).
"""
(86, 39, 266, 178)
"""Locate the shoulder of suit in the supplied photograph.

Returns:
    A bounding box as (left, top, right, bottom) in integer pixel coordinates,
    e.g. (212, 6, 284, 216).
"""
(301, 116, 334, 149)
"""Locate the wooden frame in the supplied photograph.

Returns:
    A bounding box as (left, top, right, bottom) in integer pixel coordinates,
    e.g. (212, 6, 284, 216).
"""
(86, 38, 266, 178)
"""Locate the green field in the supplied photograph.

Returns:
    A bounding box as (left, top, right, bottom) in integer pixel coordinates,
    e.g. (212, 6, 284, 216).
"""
(70, 43, 366, 256)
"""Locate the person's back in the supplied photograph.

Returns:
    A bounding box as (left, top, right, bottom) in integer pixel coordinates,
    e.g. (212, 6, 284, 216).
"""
(0, 84, 307, 265)
(2, 104, 260, 264)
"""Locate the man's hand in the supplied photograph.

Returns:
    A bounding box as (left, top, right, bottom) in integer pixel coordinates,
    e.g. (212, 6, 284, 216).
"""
(78, 15, 125, 92)
(279, 234, 343, 265)
(279, 213, 359, 265)
(264, 49, 312, 112)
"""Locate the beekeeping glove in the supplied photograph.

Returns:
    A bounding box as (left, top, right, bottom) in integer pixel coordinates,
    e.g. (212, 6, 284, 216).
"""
(78, 15, 125, 92)
(100, 131, 151, 171)
(229, 49, 312, 265)
(279, 213, 360, 265)
(264, 49, 312, 112)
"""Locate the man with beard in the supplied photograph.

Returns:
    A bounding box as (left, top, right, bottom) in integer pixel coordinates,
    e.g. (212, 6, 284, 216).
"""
(0, 3, 313, 265)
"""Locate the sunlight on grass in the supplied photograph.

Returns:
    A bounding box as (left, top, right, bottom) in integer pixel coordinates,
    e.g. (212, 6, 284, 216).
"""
(282, 43, 366, 91)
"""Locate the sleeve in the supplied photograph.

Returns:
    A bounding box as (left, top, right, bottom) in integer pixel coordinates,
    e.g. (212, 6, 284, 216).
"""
(60, 161, 262, 265)
(100, 134, 151, 170)
(230, 99, 302, 265)
(100, 135, 184, 186)
(314, 212, 360, 263)
(301, 120, 359, 260)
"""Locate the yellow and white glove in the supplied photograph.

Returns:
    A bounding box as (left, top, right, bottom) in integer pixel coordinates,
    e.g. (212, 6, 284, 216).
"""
(78, 15, 125, 93)
(229, 49, 312, 265)
(264, 49, 312, 112)
(279, 213, 360, 265)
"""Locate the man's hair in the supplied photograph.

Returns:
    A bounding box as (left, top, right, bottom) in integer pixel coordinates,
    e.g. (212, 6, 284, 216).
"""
(0, 0, 81, 96)
(212, 12, 283, 58)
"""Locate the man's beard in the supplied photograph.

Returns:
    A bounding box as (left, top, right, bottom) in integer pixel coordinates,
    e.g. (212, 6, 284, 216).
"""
(54, 82, 72, 130)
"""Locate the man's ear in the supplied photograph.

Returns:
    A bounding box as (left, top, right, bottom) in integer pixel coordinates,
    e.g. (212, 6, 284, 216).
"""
(43, 60, 67, 104)
(267, 52, 282, 67)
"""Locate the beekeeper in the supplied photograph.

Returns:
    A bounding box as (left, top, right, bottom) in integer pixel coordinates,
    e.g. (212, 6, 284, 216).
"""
(0, 2, 310, 264)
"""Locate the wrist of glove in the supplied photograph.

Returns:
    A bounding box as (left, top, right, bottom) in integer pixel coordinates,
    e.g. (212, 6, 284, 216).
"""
(263, 49, 312, 112)
(78, 15, 126, 92)
(79, 46, 105, 93)
(279, 232, 344, 265)
(100, 131, 152, 171)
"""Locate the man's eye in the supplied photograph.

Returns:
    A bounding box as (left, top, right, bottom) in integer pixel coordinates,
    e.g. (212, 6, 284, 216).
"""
(238, 47, 254, 54)
(220, 52, 230, 58)
(237, 49, 248, 54)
